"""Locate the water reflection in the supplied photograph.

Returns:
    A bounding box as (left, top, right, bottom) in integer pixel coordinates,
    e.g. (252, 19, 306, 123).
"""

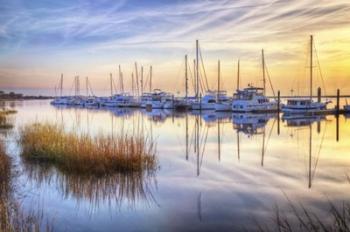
(7, 101, 350, 231)
(22, 158, 157, 210)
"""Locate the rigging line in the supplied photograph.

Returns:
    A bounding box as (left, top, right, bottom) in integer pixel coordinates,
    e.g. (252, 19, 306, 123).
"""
(88, 79, 96, 97)
(187, 60, 196, 94)
(264, 62, 276, 98)
(143, 71, 150, 91)
(314, 46, 327, 97)
(311, 120, 327, 180)
(199, 44, 210, 91)
(112, 76, 118, 94)
(190, 122, 196, 152)
(174, 59, 184, 93)
(264, 117, 276, 154)
(199, 127, 209, 169)
(69, 78, 75, 96)
(198, 65, 206, 94)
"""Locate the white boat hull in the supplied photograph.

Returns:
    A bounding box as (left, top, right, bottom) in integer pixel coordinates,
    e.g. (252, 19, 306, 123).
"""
(191, 102, 215, 110)
(215, 102, 232, 112)
(232, 102, 278, 112)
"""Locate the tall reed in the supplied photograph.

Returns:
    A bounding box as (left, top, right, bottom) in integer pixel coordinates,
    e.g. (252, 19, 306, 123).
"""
(0, 110, 16, 129)
(19, 123, 157, 175)
(0, 140, 51, 232)
(255, 197, 350, 232)
(22, 160, 157, 210)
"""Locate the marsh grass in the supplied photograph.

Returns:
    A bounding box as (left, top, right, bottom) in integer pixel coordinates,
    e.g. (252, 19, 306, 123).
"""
(0, 140, 51, 232)
(255, 197, 350, 232)
(22, 160, 157, 210)
(19, 123, 157, 176)
(0, 110, 16, 130)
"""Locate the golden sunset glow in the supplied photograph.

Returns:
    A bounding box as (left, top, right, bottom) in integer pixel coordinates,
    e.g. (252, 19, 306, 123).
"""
(0, 1, 349, 96)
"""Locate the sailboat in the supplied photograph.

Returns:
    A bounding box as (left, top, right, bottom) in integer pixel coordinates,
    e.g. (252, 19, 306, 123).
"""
(232, 50, 278, 112)
(81, 77, 99, 107)
(215, 60, 232, 112)
(173, 55, 192, 110)
(282, 35, 330, 114)
(51, 74, 70, 105)
(190, 40, 217, 111)
(66, 76, 84, 106)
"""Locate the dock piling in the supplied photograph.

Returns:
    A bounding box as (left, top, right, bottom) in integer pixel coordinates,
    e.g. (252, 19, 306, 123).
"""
(317, 87, 321, 103)
(336, 89, 340, 115)
(277, 90, 280, 135)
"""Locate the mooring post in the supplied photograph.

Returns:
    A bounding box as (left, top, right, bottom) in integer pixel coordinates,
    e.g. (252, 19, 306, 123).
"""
(277, 90, 280, 112)
(336, 113, 339, 142)
(317, 87, 321, 103)
(199, 93, 202, 112)
(172, 95, 174, 109)
(336, 89, 340, 115)
(336, 89, 340, 142)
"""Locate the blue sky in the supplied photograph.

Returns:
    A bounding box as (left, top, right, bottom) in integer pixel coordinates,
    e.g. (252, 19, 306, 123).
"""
(0, 0, 350, 95)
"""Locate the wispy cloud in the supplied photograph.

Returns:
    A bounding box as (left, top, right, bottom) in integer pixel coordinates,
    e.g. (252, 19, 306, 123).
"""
(0, 0, 349, 93)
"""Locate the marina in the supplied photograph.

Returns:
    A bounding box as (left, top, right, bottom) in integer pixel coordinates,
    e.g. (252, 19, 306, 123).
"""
(2, 0, 350, 231)
(50, 36, 350, 117)
(0, 100, 349, 231)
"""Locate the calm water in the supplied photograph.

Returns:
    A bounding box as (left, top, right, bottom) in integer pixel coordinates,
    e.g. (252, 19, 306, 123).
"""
(3, 100, 350, 231)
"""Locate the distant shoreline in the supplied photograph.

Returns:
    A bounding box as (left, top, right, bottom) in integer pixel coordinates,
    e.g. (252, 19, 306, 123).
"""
(0, 90, 53, 101)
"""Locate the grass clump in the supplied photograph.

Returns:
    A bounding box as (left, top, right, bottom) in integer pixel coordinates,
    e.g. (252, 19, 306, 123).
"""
(0, 110, 16, 129)
(255, 197, 350, 232)
(0, 142, 11, 198)
(0, 141, 51, 232)
(19, 123, 157, 176)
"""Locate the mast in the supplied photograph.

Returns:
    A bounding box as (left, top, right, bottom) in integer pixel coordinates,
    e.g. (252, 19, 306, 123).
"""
(310, 35, 313, 99)
(118, 65, 122, 93)
(217, 59, 220, 101)
(261, 127, 266, 166)
(149, 66, 152, 92)
(196, 40, 199, 100)
(75, 76, 80, 97)
(262, 49, 266, 95)
(217, 120, 221, 161)
(308, 124, 312, 188)
(135, 62, 139, 97)
(121, 69, 124, 93)
(131, 72, 134, 96)
(237, 60, 240, 91)
(237, 130, 240, 161)
(185, 113, 189, 160)
(185, 55, 188, 99)
(141, 66, 144, 95)
(110, 73, 113, 97)
(60, 74, 63, 97)
(85, 76, 88, 96)
(193, 59, 196, 97)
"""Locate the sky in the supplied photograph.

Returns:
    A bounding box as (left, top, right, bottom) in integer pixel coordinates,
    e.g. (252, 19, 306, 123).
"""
(0, 0, 350, 96)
